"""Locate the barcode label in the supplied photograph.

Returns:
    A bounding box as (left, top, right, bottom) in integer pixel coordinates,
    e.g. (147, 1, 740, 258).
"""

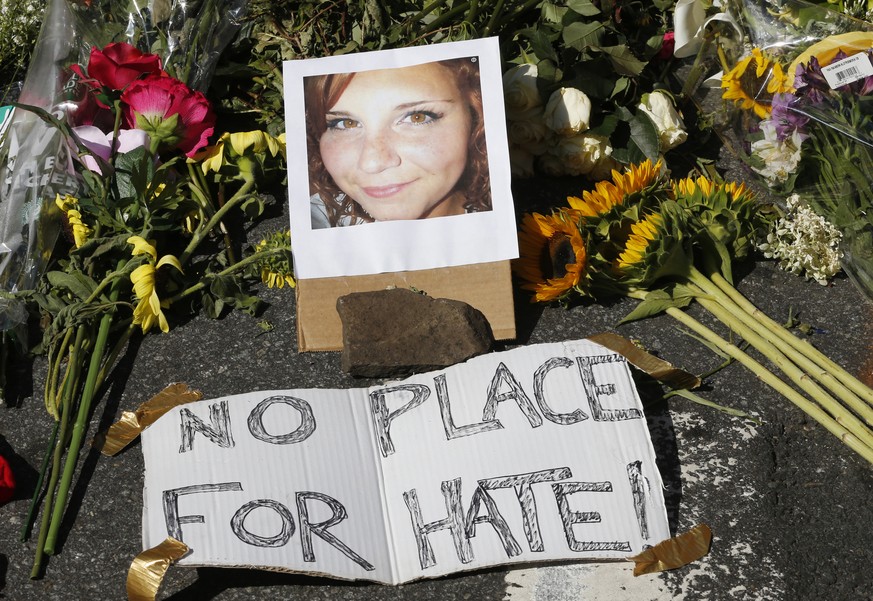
(822, 52, 873, 89)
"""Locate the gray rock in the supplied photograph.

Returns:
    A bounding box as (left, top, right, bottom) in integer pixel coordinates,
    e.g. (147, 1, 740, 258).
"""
(337, 287, 494, 378)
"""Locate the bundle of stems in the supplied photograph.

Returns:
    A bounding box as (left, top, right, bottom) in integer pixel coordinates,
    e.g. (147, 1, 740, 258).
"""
(18, 108, 291, 577)
(517, 159, 873, 464)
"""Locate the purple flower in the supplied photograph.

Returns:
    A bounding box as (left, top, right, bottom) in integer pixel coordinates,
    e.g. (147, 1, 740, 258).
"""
(794, 56, 831, 104)
(770, 93, 809, 141)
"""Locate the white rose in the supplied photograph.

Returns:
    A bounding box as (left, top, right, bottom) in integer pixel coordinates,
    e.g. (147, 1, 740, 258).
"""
(503, 63, 542, 119)
(506, 106, 552, 155)
(553, 132, 611, 176)
(638, 90, 687, 151)
(509, 144, 536, 178)
(543, 87, 592, 137)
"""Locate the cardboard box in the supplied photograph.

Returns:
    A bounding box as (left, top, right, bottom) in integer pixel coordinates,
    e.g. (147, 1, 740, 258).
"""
(296, 260, 516, 352)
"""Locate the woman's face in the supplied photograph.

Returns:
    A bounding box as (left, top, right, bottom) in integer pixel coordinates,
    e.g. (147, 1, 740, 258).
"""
(318, 62, 473, 222)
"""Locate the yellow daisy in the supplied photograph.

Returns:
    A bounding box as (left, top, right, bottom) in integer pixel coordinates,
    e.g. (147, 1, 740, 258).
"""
(515, 209, 588, 302)
(55, 194, 92, 248)
(568, 159, 663, 218)
(126, 236, 183, 333)
(721, 48, 793, 119)
(254, 230, 295, 289)
(616, 213, 663, 271)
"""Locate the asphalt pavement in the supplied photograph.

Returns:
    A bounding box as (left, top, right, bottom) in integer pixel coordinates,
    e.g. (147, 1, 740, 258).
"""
(1, 174, 872, 601)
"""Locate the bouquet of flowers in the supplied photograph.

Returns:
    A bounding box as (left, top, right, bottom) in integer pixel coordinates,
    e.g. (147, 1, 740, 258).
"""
(515, 159, 873, 465)
(686, 0, 873, 299)
(231, 0, 686, 178)
(0, 0, 293, 576)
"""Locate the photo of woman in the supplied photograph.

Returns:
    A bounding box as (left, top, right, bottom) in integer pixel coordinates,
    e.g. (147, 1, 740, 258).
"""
(304, 58, 491, 228)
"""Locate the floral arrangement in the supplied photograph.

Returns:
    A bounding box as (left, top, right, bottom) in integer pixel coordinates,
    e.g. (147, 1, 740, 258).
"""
(688, 0, 873, 299)
(515, 159, 873, 465)
(226, 0, 685, 175)
(0, 0, 293, 576)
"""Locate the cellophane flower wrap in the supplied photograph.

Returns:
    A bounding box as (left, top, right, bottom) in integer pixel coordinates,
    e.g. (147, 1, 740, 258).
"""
(685, 0, 873, 300)
(0, 0, 79, 334)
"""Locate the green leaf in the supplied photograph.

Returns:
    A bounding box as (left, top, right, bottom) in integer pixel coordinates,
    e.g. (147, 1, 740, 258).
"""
(45, 271, 98, 301)
(540, 1, 567, 23)
(566, 0, 601, 16)
(665, 389, 762, 423)
(598, 45, 648, 76)
(522, 28, 559, 63)
(562, 21, 603, 51)
(619, 289, 692, 324)
(628, 112, 661, 162)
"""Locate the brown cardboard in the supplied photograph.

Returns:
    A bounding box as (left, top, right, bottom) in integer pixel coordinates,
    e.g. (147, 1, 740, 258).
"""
(296, 260, 516, 352)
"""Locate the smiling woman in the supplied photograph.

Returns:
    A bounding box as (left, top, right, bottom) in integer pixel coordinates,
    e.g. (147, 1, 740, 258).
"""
(305, 58, 491, 228)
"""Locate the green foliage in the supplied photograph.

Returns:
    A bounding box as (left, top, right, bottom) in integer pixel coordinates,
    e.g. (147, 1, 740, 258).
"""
(217, 0, 673, 147)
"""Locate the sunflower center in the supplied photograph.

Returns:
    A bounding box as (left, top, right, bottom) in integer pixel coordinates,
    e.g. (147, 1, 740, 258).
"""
(739, 60, 775, 105)
(547, 234, 575, 279)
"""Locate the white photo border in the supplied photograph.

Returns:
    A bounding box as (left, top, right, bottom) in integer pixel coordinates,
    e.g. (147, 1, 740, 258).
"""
(283, 37, 517, 280)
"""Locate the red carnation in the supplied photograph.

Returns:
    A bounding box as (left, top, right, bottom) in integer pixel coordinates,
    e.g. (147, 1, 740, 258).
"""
(121, 74, 215, 157)
(72, 42, 164, 92)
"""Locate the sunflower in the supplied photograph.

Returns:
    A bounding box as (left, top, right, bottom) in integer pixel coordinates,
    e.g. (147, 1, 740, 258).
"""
(616, 213, 664, 271)
(721, 48, 793, 119)
(515, 209, 588, 302)
(568, 159, 664, 218)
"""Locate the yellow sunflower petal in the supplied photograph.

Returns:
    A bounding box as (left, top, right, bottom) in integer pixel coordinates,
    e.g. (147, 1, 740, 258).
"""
(128, 236, 157, 260)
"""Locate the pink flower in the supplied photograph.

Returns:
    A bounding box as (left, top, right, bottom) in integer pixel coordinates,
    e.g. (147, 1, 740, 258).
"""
(74, 126, 150, 174)
(121, 74, 215, 157)
(71, 42, 164, 92)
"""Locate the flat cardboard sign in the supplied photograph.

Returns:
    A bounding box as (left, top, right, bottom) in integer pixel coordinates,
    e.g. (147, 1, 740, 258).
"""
(141, 340, 670, 584)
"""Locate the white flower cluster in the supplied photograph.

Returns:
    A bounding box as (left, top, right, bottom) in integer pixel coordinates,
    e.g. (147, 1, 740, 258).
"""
(503, 63, 687, 179)
(750, 121, 803, 186)
(0, 0, 43, 89)
(758, 194, 843, 285)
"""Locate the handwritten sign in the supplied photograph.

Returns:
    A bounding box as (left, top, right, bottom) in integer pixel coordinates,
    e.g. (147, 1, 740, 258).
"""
(141, 340, 670, 583)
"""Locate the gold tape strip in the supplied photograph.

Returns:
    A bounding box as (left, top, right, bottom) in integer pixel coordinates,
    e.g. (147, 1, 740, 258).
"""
(630, 523, 712, 576)
(588, 332, 701, 390)
(127, 537, 189, 601)
(100, 383, 203, 456)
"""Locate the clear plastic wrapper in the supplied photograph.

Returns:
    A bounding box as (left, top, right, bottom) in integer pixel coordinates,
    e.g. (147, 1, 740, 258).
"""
(0, 0, 80, 331)
(685, 0, 873, 301)
(67, 0, 248, 91)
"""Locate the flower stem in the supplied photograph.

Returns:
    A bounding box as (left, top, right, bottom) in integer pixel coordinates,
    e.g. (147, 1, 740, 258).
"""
(43, 260, 126, 555)
(690, 267, 873, 426)
(627, 289, 873, 464)
(709, 270, 873, 410)
(21, 419, 58, 542)
(30, 324, 87, 577)
(177, 179, 255, 265)
(687, 279, 873, 450)
(164, 247, 281, 305)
